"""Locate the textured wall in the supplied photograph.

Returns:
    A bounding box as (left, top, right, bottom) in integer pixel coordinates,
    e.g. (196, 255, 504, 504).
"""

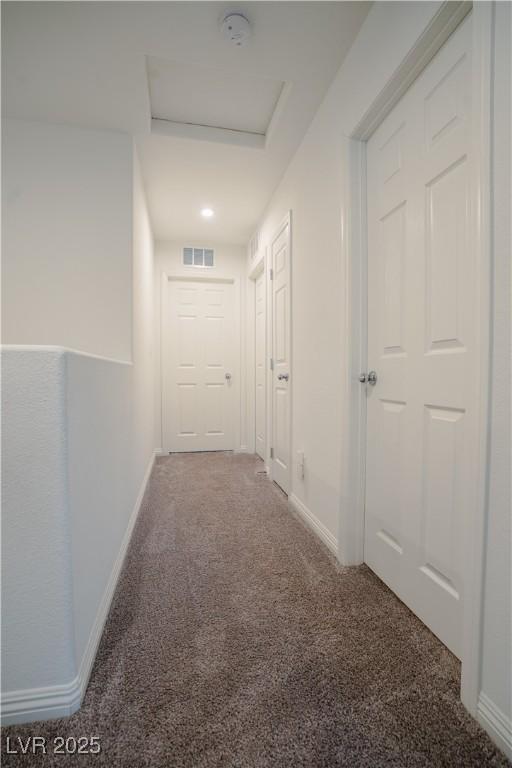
(1, 348, 76, 692)
(2, 345, 155, 718)
(67, 352, 133, 667)
(1, 142, 156, 723)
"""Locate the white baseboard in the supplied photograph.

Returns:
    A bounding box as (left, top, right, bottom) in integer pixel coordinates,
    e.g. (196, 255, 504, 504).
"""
(0, 678, 83, 726)
(1, 452, 156, 726)
(235, 445, 249, 454)
(288, 493, 338, 555)
(74, 450, 156, 704)
(477, 692, 512, 759)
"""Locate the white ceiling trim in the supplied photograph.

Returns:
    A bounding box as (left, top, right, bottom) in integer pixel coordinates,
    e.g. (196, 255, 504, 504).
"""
(151, 117, 266, 148)
(150, 81, 292, 150)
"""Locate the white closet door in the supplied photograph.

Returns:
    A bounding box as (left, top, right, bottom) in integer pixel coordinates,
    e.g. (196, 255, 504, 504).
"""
(271, 219, 291, 493)
(365, 17, 474, 658)
(255, 272, 266, 460)
(162, 279, 235, 452)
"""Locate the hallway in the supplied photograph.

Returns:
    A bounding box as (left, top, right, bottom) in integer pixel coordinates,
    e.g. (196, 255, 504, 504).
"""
(3, 454, 507, 767)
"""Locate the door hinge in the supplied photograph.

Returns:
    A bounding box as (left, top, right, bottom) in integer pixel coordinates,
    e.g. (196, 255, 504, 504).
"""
(270, 447, 274, 459)
(270, 268, 274, 281)
(270, 357, 274, 371)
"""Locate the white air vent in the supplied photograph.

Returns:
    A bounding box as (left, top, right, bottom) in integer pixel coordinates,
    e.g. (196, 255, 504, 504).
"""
(183, 247, 214, 268)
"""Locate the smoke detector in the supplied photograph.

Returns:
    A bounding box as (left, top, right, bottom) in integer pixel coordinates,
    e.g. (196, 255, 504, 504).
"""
(221, 13, 251, 47)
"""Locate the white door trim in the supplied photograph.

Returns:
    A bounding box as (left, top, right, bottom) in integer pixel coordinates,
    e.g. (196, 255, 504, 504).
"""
(161, 272, 242, 453)
(249, 259, 266, 461)
(269, 211, 292, 492)
(338, 0, 492, 717)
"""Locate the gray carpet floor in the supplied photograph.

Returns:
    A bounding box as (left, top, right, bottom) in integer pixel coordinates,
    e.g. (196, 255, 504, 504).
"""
(2, 452, 510, 767)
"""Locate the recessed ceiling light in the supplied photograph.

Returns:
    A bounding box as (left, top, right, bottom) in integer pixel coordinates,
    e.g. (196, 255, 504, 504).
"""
(201, 208, 214, 218)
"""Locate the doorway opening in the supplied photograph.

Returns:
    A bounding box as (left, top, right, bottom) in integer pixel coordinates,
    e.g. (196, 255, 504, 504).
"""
(161, 274, 240, 453)
(269, 213, 292, 495)
(340, 3, 492, 717)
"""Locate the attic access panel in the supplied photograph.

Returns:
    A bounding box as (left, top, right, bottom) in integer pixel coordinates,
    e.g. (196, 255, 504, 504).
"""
(146, 55, 287, 148)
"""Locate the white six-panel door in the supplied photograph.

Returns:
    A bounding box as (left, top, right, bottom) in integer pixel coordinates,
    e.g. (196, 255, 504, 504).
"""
(255, 271, 266, 460)
(271, 218, 291, 493)
(365, 17, 474, 658)
(162, 278, 235, 452)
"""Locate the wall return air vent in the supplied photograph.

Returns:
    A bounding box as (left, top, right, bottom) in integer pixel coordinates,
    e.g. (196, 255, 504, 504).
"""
(183, 247, 214, 268)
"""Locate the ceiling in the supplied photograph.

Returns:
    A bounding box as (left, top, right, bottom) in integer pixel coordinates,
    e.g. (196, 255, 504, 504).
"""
(2, 2, 370, 244)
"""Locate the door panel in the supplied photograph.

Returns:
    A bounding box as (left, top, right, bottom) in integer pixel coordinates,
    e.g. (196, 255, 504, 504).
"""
(177, 316, 198, 367)
(204, 383, 224, 435)
(204, 316, 224, 367)
(177, 384, 198, 437)
(426, 158, 469, 352)
(381, 202, 406, 354)
(365, 17, 473, 658)
(275, 285, 287, 362)
(271, 220, 291, 493)
(163, 279, 235, 452)
(255, 272, 266, 460)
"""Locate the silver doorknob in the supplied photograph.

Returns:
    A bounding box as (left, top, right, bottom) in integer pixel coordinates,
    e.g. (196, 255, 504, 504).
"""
(277, 373, 289, 381)
(359, 371, 378, 385)
(225, 373, 232, 380)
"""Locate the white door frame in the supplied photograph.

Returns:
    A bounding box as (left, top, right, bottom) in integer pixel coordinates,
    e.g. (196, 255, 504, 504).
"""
(161, 272, 242, 453)
(269, 211, 292, 492)
(248, 258, 266, 461)
(338, 0, 492, 717)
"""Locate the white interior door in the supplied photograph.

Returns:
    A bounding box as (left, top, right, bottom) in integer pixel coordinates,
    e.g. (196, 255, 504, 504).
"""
(162, 278, 235, 452)
(365, 17, 474, 658)
(271, 217, 291, 493)
(255, 271, 266, 460)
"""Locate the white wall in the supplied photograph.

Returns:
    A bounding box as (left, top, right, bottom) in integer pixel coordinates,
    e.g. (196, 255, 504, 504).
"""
(2, 119, 133, 361)
(131, 149, 157, 511)
(249, 1, 447, 541)
(68, 154, 155, 670)
(248, 0, 511, 753)
(246, 243, 266, 459)
(478, 1, 512, 753)
(67, 353, 133, 672)
(154, 240, 246, 453)
(1, 127, 156, 724)
(2, 349, 75, 698)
